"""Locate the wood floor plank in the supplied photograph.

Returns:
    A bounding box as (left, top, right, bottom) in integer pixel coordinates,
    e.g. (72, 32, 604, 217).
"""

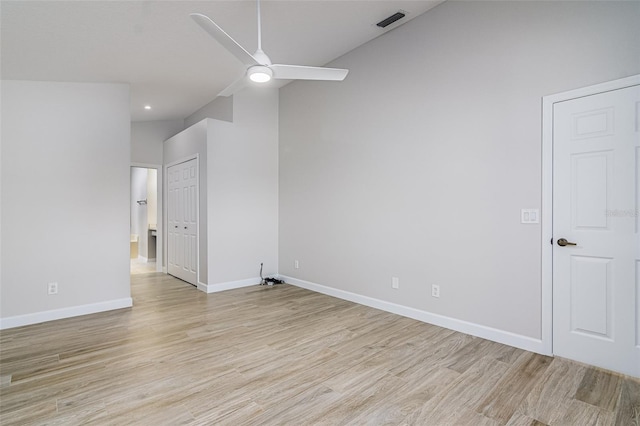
(516, 357, 587, 425)
(386, 327, 460, 380)
(0, 353, 60, 380)
(406, 356, 510, 424)
(247, 384, 343, 426)
(349, 365, 460, 425)
(248, 345, 381, 409)
(323, 350, 394, 394)
(192, 399, 264, 426)
(0, 374, 11, 388)
(0, 361, 110, 415)
(305, 373, 408, 425)
(506, 412, 549, 426)
(613, 378, 640, 426)
(48, 402, 110, 426)
(553, 399, 615, 425)
(0, 399, 58, 426)
(0, 273, 637, 425)
(575, 367, 623, 412)
(476, 351, 552, 424)
(178, 371, 254, 418)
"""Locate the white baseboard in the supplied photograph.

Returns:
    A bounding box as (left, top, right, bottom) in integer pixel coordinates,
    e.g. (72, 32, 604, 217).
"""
(281, 275, 548, 355)
(0, 297, 133, 330)
(202, 277, 260, 293)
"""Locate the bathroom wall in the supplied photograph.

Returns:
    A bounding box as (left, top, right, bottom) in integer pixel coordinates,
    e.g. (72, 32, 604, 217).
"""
(130, 166, 158, 262)
(130, 167, 148, 259)
(146, 169, 157, 260)
(147, 169, 157, 229)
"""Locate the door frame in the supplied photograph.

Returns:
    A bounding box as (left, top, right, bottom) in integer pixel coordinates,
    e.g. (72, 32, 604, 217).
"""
(131, 162, 163, 273)
(541, 74, 640, 356)
(164, 154, 200, 285)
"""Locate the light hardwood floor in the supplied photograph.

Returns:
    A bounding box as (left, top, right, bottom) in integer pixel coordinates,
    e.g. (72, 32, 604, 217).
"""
(130, 259, 157, 275)
(1, 273, 638, 425)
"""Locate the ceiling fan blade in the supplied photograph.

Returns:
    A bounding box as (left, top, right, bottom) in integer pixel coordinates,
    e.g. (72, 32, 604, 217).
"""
(190, 13, 259, 67)
(218, 75, 248, 97)
(270, 64, 349, 81)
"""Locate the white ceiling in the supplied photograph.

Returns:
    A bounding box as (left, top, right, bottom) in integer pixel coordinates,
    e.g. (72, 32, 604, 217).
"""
(1, 1, 443, 122)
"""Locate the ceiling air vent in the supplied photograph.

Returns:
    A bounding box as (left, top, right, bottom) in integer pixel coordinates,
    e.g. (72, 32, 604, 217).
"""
(376, 12, 406, 28)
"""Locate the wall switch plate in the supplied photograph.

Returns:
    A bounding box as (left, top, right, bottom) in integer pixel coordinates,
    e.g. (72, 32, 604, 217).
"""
(431, 284, 440, 298)
(392, 277, 399, 289)
(48, 282, 58, 295)
(294, 260, 299, 269)
(521, 209, 540, 224)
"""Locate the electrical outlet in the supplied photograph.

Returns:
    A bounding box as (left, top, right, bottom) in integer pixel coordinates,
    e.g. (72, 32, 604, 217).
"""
(392, 277, 399, 289)
(294, 260, 299, 269)
(431, 284, 440, 298)
(48, 282, 58, 295)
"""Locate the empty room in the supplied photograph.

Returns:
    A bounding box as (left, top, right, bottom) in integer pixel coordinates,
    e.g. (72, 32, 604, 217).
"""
(1, 0, 639, 424)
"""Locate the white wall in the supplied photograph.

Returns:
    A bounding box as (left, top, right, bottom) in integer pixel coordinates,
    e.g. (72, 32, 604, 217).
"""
(185, 96, 232, 128)
(207, 89, 279, 287)
(1, 80, 132, 327)
(278, 1, 640, 345)
(163, 120, 209, 283)
(162, 89, 279, 291)
(131, 119, 184, 165)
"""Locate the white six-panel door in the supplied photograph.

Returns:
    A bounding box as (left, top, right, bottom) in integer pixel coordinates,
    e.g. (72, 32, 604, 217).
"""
(553, 83, 640, 377)
(167, 158, 198, 285)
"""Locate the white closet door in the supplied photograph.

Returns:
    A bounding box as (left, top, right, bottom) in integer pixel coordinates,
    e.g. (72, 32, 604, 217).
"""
(167, 158, 198, 285)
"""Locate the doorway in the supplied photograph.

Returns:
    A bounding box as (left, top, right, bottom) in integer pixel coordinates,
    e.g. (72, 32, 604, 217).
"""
(130, 165, 162, 274)
(542, 75, 640, 377)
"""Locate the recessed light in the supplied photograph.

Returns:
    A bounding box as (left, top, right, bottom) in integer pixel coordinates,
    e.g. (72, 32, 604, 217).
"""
(144, 105, 152, 110)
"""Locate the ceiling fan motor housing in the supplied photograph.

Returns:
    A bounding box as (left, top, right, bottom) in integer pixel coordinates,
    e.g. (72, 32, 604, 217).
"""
(252, 48, 272, 66)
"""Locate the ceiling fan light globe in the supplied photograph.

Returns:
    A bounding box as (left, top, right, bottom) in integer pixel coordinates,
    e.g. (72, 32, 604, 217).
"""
(248, 66, 272, 83)
(250, 72, 271, 83)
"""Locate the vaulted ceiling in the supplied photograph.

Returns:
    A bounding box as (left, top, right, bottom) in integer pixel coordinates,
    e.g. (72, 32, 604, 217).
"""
(1, 1, 443, 121)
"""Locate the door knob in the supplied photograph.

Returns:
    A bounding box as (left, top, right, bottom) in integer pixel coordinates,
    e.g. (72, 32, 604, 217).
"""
(557, 238, 577, 247)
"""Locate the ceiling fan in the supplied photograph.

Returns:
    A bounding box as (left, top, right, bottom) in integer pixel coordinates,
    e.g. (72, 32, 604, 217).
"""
(191, 0, 349, 97)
